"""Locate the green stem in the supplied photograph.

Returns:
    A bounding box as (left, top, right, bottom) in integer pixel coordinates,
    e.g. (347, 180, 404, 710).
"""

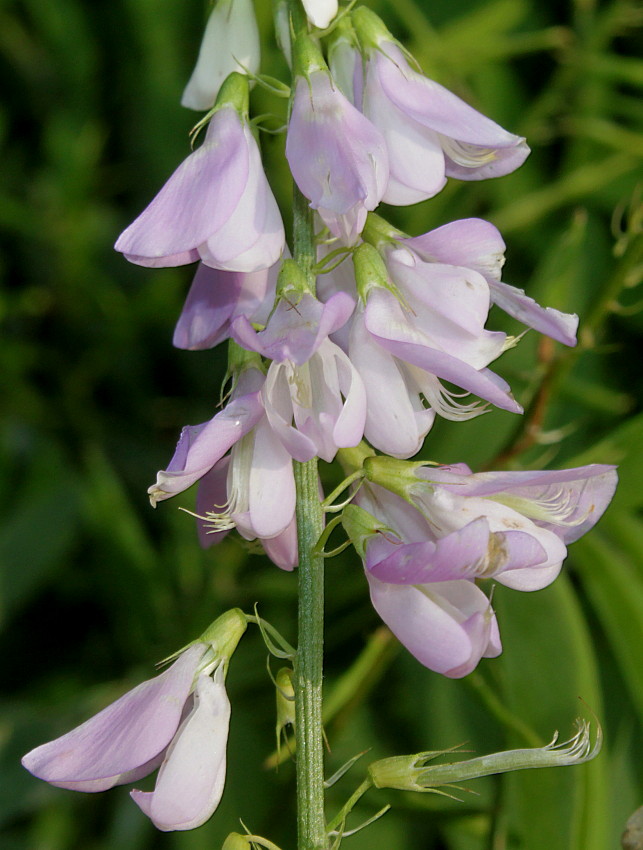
(287, 6, 327, 847)
(294, 457, 327, 850)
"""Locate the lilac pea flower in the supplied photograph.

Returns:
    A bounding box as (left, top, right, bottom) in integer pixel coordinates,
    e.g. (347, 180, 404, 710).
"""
(405, 219, 579, 346)
(181, 0, 260, 111)
(349, 289, 522, 455)
(360, 40, 529, 205)
(148, 367, 265, 505)
(302, 0, 338, 29)
(21, 644, 206, 794)
(348, 307, 436, 458)
(286, 70, 388, 244)
(419, 463, 618, 545)
(231, 290, 355, 366)
(262, 338, 367, 463)
(173, 261, 280, 350)
(195, 455, 297, 570)
(115, 103, 284, 273)
(366, 574, 502, 678)
(131, 669, 230, 831)
(383, 246, 507, 370)
(353, 486, 502, 677)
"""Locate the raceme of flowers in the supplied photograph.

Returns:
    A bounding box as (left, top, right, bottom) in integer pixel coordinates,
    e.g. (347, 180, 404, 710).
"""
(22, 0, 617, 834)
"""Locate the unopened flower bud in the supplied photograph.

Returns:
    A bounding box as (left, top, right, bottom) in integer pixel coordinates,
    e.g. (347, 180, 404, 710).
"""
(369, 720, 601, 792)
(275, 667, 296, 754)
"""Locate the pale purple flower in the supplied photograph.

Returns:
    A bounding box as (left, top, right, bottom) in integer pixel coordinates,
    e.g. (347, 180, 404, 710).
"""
(353, 10, 529, 204)
(22, 644, 231, 831)
(350, 484, 501, 677)
(286, 70, 388, 244)
(173, 260, 280, 350)
(367, 574, 502, 678)
(417, 462, 618, 549)
(349, 288, 521, 457)
(195, 456, 298, 570)
(115, 104, 284, 273)
(404, 219, 579, 346)
(181, 0, 260, 111)
(230, 288, 366, 463)
(131, 670, 230, 831)
(148, 367, 265, 505)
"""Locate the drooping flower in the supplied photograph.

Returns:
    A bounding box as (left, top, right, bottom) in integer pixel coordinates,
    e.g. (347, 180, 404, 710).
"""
(115, 73, 284, 273)
(181, 0, 260, 111)
(173, 260, 280, 350)
(403, 218, 579, 346)
(229, 276, 366, 463)
(352, 8, 529, 205)
(342, 492, 501, 678)
(286, 42, 388, 244)
(22, 611, 248, 831)
(361, 456, 618, 591)
(348, 244, 521, 457)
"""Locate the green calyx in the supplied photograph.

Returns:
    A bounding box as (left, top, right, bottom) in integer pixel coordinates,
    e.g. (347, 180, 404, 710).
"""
(227, 338, 264, 377)
(352, 243, 391, 301)
(362, 212, 406, 251)
(199, 607, 248, 662)
(340, 504, 396, 559)
(351, 6, 395, 51)
(276, 258, 314, 298)
(363, 455, 428, 502)
(291, 28, 327, 79)
(214, 71, 250, 117)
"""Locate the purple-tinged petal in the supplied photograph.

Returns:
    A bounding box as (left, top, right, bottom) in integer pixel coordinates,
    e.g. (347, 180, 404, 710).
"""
(263, 363, 319, 462)
(362, 60, 446, 204)
(131, 669, 230, 832)
(374, 44, 529, 180)
(364, 289, 522, 414)
(425, 464, 617, 543)
(385, 249, 506, 369)
(349, 308, 435, 457)
(488, 280, 579, 346)
(148, 369, 265, 504)
(286, 72, 388, 243)
(240, 417, 296, 539)
(232, 292, 354, 365)
(199, 125, 285, 273)
(261, 518, 298, 571)
(404, 218, 506, 282)
(195, 458, 231, 549)
(367, 577, 500, 678)
(367, 517, 491, 583)
(115, 109, 248, 265)
(329, 340, 368, 449)
(173, 263, 278, 351)
(22, 645, 205, 790)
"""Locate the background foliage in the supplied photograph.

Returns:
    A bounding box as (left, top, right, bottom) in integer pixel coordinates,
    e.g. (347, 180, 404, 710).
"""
(1, 0, 642, 847)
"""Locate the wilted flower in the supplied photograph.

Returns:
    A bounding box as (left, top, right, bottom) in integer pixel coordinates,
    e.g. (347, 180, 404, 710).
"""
(115, 74, 284, 273)
(352, 7, 529, 205)
(22, 611, 248, 832)
(286, 56, 388, 244)
(181, 0, 261, 111)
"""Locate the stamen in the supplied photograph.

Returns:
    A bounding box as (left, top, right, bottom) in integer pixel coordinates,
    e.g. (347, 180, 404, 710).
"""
(439, 137, 497, 168)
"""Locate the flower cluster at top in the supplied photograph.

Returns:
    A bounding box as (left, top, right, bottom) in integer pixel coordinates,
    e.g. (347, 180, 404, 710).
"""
(20, 0, 617, 834)
(114, 0, 616, 675)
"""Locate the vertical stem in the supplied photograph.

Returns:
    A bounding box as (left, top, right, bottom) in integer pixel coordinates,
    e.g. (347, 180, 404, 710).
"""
(287, 3, 327, 845)
(294, 457, 327, 850)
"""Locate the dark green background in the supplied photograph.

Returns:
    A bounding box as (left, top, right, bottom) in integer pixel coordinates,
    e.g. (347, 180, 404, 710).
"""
(1, 0, 642, 847)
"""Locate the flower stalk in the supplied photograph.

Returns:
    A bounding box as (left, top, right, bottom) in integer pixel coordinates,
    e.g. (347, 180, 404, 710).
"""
(288, 6, 328, 847)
